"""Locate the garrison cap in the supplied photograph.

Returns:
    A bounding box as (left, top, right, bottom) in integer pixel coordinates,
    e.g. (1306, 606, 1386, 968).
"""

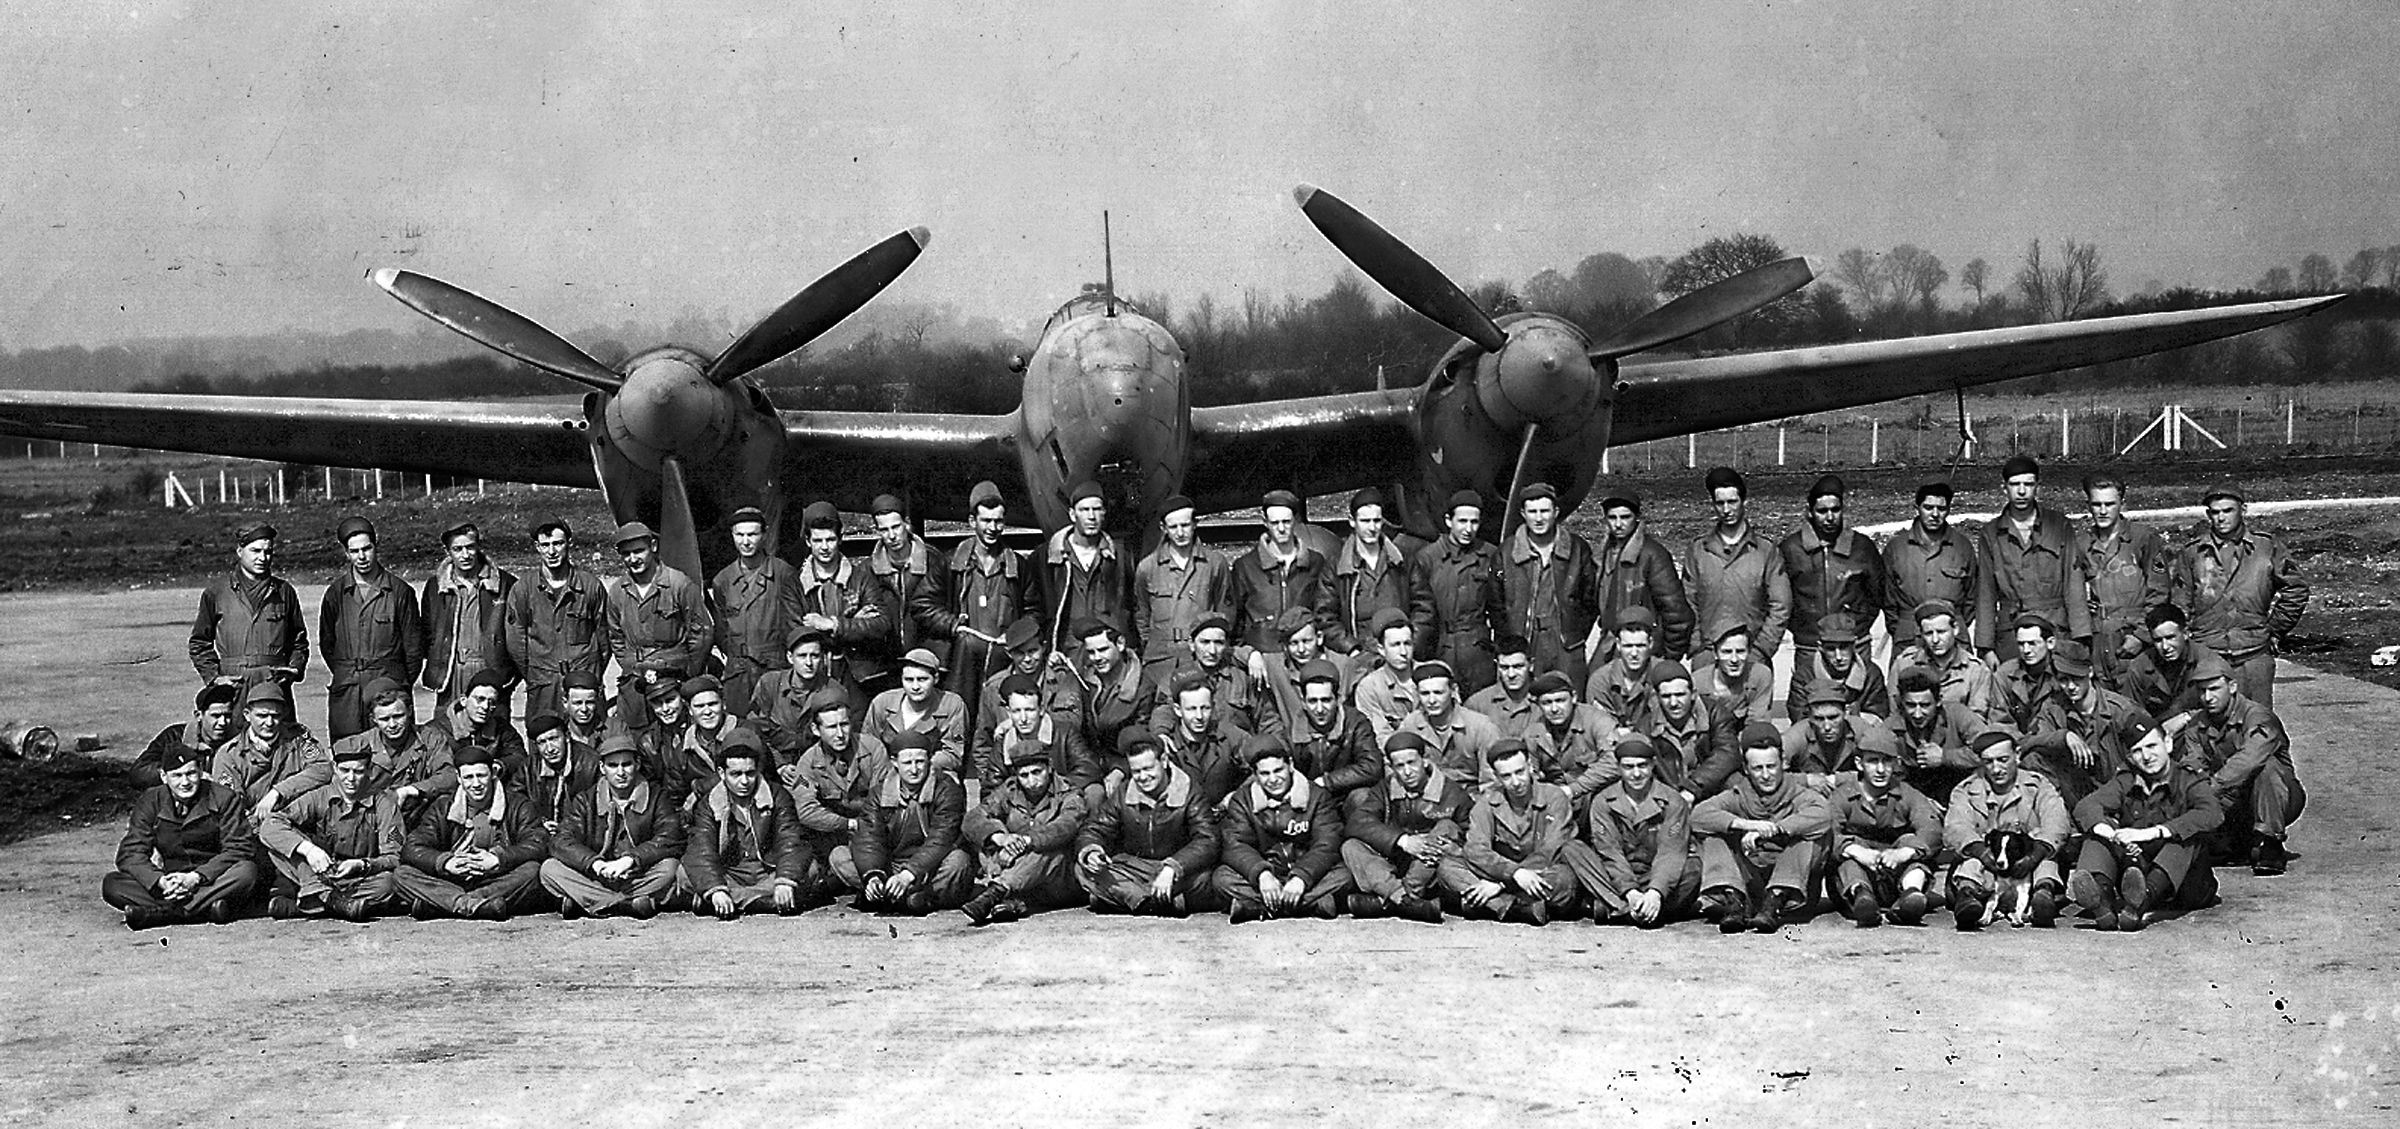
(561, 670, 604, 693)
(729, 506, 767, 527)
(1613, 734, 1656, 761)
(968, 480, 1005, 509)
(162, 744, 209, 772)
(1971, 729, 2016, 754)
(243, 681, 289, 708)
(1191, 613, 1233, 638)
(1259, 488, 1300, 512)
(1069, 481, 1105, 505)
(804, 686, 852, 717)
(868, 494, 904, 517)
(2191, 650, 2235, 683)
(1702, 466, 1746, 494)
(1003, 616, 1044, 653)
(1914, 481, 1955, 503)
(1384, 730, 1430, 754)
(1295, 659, 1342, 688)
(679, 675, 723, 700)
(1348, 487, 1388, 514)
(613, 521, 657, 547)
(1913, 598, 1961, 625)
(1006, 741, 1052, 773)
(1644, 660, 1693, 689)
(193, 683, 242, 711)
(331, 742, 375, 765)
(1807, 473, 1847, 501)
(1599, 493, 1641, 515)
(801, 501, 840, 529)
(2202, 484, 2244, 505)
(1740, 721, 1784, 749)
(999, 673, 1042, 699)
(1159, 494, 1196, 519)
(465, 669, 511, 694)
(1369, 607, 1411, 639)
(1444, 489, 1482, 514)
(1805, 681, 1850, 708)
(1817, 613, 1859, 645)
(335, 516, 375, 543)
(1516, 481, 1558, 504)
(900, 647, 945, 675)
(1410, 660, 1455, 684)
(525, 713, 567, 741)
(1528, 670, 1576, 698)
(2001, 454, 2040, 479)
(598, 733, 642, 761)
(233, 520, 278, 546)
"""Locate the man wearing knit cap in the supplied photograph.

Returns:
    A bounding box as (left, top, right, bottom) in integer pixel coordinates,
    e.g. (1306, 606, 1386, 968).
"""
(190, 519, 309, 690)
(503, 711, 597, 836)
(1779, 473, 1889, 684)
(329, 676, 458, 814)
(1522, 669, 1622, 807)
(1147, 612, 1278, 738)
(867, 493, 948, 671)
(396, 743, 550, 920)
(1133, 493, 1230, 681)
(319, 515, 423, 740)
(1596, 492, 1694, 665)
(1040, 481, 1137, 658)
(838, 730, 973, 914)
(1691, 723, 1834, 933)
(1504, 482, 1604, 688)
(1409, 488, 1508, 694)
(1782, 680, 1899, 790)
(792, 500, 898, 700)
(2070, 711, 2225, 931)
(2169, 483, 2310, 707)
(1214, 739, 1353, 922)
(1076, 732, 1221, 915)
(711, 505, 804, 713)
(103, 745, 260, 929)
(1339, 729, 1463, 923)
(916, 480, 1041, 703)
(2177, 649, 2306, 876)
(1785, 612, 1888, 724)
(1827, 729, 1942, 927)
(1323, 487, 1416, 656)
(1348, 608, 1421, 745)
(1974, 454, 2090, 664)
(684, 737, 808, 918)
(539, 733, 685, 919)
(864, 647, 969, 779)
(1883, 482, 1979, 653)
(1680, 467, 1792, 675)
(1635, 659, 1744, 801)
(1446, 739, 1584, 925)
(1573, 734, 1701, 927)
(1283, 658, 1384, 800)
(1584, 606, 1663, 730)
(506, 519, 610, 723)
(1228, 487, 1330, 662)
(422, 521, 517, 719)
(1397, 659, 1503, 790)
(1888, 599, 1995, 717)
(1942, 729, 2070, 930)
(260, 741, 408, 920)
(959, 741, 1087, 924)
(606, 520, 712, 732)
(1465, 635, 1540, 739)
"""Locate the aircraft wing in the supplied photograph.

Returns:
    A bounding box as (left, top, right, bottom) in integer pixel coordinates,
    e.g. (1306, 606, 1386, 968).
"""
(775, 410, 1023, 513)
(0, 391, 599, 486)
(1184, 388, 1419, 514)
(1608, 296, 2343, 444)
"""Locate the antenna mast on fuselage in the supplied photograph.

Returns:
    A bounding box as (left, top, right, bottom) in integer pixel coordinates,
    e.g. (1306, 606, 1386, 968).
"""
(1102, 210, 1117, 318)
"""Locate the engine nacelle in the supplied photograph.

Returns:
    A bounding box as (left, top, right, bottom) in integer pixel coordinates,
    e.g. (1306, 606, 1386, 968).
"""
(1402, 313, 1617, 539)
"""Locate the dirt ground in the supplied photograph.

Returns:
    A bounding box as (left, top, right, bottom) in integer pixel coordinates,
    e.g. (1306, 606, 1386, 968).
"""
(1, 579, 2396, 1126)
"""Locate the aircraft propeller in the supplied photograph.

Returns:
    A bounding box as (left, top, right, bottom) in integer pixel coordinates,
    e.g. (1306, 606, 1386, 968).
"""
(1291, 184, 1817, 541)
(375, 226, 931, 580)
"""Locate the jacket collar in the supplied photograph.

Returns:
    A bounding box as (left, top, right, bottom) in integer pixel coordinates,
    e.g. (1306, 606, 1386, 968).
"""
(1332, 534, 1392, 574)
(1507, 527, 1565, 565)
(1797, 522, 1860, 556)
(1609, 530, 1650, 567)
(872, 536, 932, 574)
(1247, 772, 1314, 813)
(1046, 527, 1119, 565)
(599, 779, 653, 816)
(434, 559, 503, 594)
(1387, 768, 1448, 804)
(1125, 762, 1193, 809)
(877, 769, 939, 807)
(444, 784, 508, 826)
(798, 555, 856, 590)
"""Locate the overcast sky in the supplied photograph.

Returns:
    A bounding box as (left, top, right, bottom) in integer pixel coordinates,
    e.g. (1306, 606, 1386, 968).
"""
(2, 0, 2393, 351)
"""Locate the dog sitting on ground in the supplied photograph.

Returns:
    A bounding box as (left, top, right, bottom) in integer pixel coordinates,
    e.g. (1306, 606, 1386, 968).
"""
(1982, 828, 2041, 928)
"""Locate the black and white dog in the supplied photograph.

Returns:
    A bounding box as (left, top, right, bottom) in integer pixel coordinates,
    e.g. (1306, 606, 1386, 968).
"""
(1982, 828, 2041, 928)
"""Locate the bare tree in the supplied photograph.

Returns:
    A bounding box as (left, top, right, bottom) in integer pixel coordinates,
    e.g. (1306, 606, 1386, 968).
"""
(1960, 258, 1990, 306)
(1885, 244, 1949, 311)
(2343, 248, 2382, 290)
(2258, 266, 2294, 295)
(2384, 246, 2400, 288)
(1833, 248, 1884, 310)
(2015, 238, 2111, 321)
(2298, 253, 2338, 293)
(896, 305, 938, 350)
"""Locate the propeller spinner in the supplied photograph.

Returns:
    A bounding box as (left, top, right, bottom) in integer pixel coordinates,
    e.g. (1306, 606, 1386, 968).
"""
(375, 226, 931, 579)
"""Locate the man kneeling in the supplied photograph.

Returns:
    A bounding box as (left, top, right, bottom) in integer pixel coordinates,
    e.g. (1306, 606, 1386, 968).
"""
(960, 741, 1088, 924)
(1214, 739, 1351, 923)
(683, 741, 806, 919)
(834, 731, 972, 914)
(260, 742, 406, 920)
(1691, 724, 1833, 934)
(542, 734, 686, 919)
(396, 746, 550, 920)
(2070, 712, 2224, 931)
(1076, 733, 1220, 915)
(102, 745, 260, 929)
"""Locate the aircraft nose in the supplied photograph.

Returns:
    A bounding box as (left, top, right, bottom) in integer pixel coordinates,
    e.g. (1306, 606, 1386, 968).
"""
(1484, 332, 1601, 432)
(617, 356, 724, 454)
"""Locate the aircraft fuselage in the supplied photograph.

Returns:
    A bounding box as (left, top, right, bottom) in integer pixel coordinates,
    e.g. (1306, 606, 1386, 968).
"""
(1011, 295, 1190, 536)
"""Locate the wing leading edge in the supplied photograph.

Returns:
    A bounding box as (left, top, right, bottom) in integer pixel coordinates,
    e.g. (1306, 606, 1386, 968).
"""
(1609, 296, 2344, 445)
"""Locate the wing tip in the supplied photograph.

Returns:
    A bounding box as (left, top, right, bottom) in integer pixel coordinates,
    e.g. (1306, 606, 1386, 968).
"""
(1291, 183, 1320, 208)
(370, 267, 405, 293)
(905, 225, 932, 251)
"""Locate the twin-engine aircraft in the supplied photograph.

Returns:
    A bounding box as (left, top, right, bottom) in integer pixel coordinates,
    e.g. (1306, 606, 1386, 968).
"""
(0, 185, 2341, 580)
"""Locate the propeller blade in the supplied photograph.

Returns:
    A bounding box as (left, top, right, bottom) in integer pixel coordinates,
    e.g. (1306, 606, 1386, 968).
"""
(1292, 184, 1508, 353)
(656, 455, 706, 584)
(1587, 257, 1820, 360)
(708, 226, 933, 384)
(373, 269, 622, 391)
(1497, 425, 1540, 544)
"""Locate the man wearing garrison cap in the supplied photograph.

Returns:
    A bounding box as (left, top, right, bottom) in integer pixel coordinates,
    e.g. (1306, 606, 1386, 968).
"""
(2069, 710, 2225, 931)
(1521, 669, 1623, 807)
(210, 680, 331, 824)
(2177, 649, 2306, 877)
(2013, 642, 2143, 808)
(1690, 720, 1834, 933)
(710, 505, 804, 713)
(1323, 486, 1418, 656)
(1778, 473, 1889, 686)
(319, 515, 424, 740)
(260, 739, 409, 920)
(506, 519, 610, 723)
(1781, 679, 1899, 791)
(102, 743, 261, 929)
(1826, 726, 1942, 927)
(540, 733, 685, 919)
(2169, 482, 2310, 708)
(1039, 481, 1138, 658)
(1338, 729, 1464, 923)
(1408, 488, 1508, 695)
(836, 729, 973, 914)
(1132, 493, 1232, 682)
(1941, 728, 2071, 931)
(1680, 467, 1792, 675)
(1503, 481, 1605, 688)
(1146, 612, 1279, 739)
(1882, 482, 1980, 653)
(190, 518, 309, 691)
(1974, 454, 2091, 664)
